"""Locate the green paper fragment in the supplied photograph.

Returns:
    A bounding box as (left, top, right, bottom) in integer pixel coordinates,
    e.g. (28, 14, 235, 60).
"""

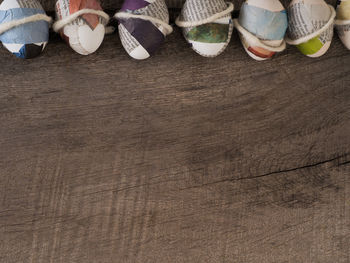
(186, 23, 229, 43)
(296, 36, 323, 55)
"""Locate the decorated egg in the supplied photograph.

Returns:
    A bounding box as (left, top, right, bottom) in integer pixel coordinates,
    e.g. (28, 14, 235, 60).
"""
(53, 0, 109, 55)
(335, 0, 350, 50)
(175, 0, 234, 57)
(0, 0, 51, 59)
(286, 0, 336, 58)
(115, 0, 172, 60)
(233, 0, 288, 61)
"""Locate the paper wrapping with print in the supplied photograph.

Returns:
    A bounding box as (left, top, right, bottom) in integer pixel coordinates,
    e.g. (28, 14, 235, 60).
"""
(117, 0, 170, 60)
(335, 0, 350, 49)
(236, 0, 288, 61)
(287, 0, 334, 57)
(0, 0, 49, 59)
(55, 0, 107, 55)
(178, 0, 233, 57)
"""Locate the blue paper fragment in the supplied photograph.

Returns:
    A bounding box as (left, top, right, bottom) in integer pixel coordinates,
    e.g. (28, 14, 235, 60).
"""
(238, 3, 288, 41)
(0, 8, 49, 44)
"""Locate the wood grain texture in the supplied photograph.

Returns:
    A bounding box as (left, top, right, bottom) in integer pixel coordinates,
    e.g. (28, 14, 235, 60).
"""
(37, 0, 339, 11)
(0, 13, 350, 263)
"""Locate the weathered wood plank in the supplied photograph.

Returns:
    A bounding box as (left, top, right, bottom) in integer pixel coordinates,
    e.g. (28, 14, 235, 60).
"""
(0, 154, 349, 262)
(0, 28, 349, 175)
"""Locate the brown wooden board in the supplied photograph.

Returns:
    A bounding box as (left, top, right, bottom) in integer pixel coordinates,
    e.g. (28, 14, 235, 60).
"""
(0, 9, 349, 263)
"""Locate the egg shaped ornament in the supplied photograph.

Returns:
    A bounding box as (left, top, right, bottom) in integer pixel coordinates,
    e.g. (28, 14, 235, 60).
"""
(175, 0, 234, 57)
(0, 0, 51, 59)
(335, 0, 350, 50)
(115, 0, 173, 60)
(233, 0, 288, 61)
(286, 0, 336, 58)
(53, 0, 110, 55)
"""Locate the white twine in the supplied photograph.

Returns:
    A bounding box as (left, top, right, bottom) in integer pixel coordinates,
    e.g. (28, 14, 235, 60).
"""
(233, 19, 286, 52)
(285, 4, 336, 45)
(53, 9, 110, 32)
(175, 2, 234, 28)
(334, 19, 350, 26)
(114, 12, 173, 35)
(0, 14, 52, 35)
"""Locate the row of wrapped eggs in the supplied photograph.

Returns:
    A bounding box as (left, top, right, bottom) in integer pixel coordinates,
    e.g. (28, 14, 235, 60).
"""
(0, 0, 349, 60)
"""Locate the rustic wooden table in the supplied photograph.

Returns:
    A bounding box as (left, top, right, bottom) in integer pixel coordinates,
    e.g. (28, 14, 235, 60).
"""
(0, 3, 350, 262)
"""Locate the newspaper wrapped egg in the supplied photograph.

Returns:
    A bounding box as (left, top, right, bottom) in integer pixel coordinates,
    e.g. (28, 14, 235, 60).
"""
(175, 0, 234, 57)
(233, 0, 288, 61)
(115, 0, 173, 60)
(0, 0, 51, 59)
(53, 0, 109, 55)
(335, 0, 350, 50)
(286, 0, 336, 58)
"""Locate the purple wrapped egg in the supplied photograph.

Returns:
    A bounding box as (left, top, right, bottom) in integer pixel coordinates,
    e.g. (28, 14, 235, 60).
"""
(116, 0, 172, 60)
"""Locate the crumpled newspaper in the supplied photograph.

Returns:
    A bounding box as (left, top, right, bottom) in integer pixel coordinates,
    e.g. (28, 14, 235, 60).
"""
(0, 0, 50, 59)
(335, 0, 350, 50)
(234, 0, 288, 61)
(176, 0, 234, 57)
(286, 0, 335, 57)
(55, 0, 108, 55)
(116, 0, 171, 60)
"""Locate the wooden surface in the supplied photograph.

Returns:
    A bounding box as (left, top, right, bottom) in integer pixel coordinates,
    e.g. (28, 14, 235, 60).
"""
(1, 15, 350, 263)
